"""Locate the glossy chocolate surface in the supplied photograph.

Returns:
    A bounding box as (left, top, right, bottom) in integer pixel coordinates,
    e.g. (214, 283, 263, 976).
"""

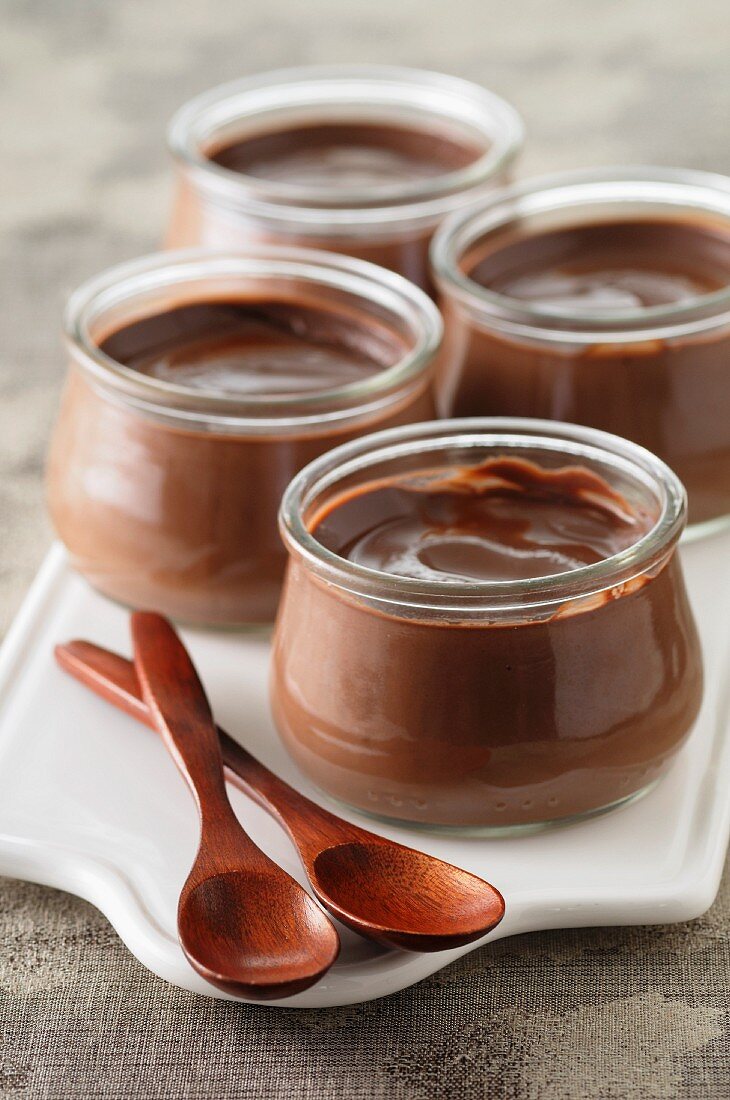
(100, 299, 404, 395)
(210, 122, 481, 189)
(468, 219, 730, 308)
(312, 457, 651, 582)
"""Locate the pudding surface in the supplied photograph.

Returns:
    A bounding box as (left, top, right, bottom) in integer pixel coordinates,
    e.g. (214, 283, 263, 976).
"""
(467, 219, 730, 310)
(100, 299, 406, 397)
(210, 122, 483, 191)
(312, 456, 652, 583)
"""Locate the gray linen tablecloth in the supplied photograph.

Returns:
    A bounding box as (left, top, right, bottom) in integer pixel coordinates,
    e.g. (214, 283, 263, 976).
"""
(1, 3, 729, 1096)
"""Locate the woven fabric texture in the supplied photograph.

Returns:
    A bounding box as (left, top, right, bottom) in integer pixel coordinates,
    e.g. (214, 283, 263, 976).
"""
(1, 2, 729, 1097)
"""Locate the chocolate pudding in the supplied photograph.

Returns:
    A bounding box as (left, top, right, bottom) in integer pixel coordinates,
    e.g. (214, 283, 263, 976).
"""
(210, 121, 481, 191)
(47, 250, 441, 625)
(166, 67, 523, 291)
(468, 220, 730, 308)
(99, 299, 403, 395)
(432, 171, 730, 527)
(271, 421, 702, 829)
(311, 457, 649, 580)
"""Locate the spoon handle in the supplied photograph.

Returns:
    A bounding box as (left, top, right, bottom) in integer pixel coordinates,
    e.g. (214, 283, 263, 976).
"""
(54, 639, 356, 845)
(130, 612, 244, 842)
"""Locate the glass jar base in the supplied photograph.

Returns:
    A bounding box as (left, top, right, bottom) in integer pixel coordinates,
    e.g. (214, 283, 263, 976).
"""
(318, 779, 661, 838)
(78, 574, 276, 634)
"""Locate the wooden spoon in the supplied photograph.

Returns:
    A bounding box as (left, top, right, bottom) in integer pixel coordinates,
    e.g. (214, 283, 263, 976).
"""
(128, 611, 339, 1000)
(56, 634, 505, 952)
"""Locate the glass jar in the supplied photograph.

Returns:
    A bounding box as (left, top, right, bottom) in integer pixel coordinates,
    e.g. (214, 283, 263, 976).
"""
(47, 247, 442, 626)
(166, 65, 524, 292)
(272, 418, 703, 832)
(431, 168, 730, 534)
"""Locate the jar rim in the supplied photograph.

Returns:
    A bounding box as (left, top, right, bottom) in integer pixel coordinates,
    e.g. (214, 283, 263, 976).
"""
(280, 417, 686, 614)
(431, 166, 730, 343)
(63, 246, 443, 432)
(167, 65, 525, 234)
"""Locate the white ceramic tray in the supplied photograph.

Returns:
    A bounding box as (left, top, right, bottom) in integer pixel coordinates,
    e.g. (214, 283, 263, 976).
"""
(1, 534, 729, 1008)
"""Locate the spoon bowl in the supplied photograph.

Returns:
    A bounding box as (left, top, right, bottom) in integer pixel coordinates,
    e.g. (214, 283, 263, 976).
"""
(56, 637, 506, 956)
(178, 869, 339, 999)
(310, 841, 505, 951)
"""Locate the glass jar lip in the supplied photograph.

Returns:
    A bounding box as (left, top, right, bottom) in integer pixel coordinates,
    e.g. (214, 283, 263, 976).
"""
(63, 246, 442, 432)
(167, 64, 525, 234)
(280, 417, 686, 614)
(431, 166, 730, 343)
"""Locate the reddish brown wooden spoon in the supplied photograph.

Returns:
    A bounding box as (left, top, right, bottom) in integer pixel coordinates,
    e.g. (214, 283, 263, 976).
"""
(55, 634, 505, 953)
(128, 611, 339, 1000)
